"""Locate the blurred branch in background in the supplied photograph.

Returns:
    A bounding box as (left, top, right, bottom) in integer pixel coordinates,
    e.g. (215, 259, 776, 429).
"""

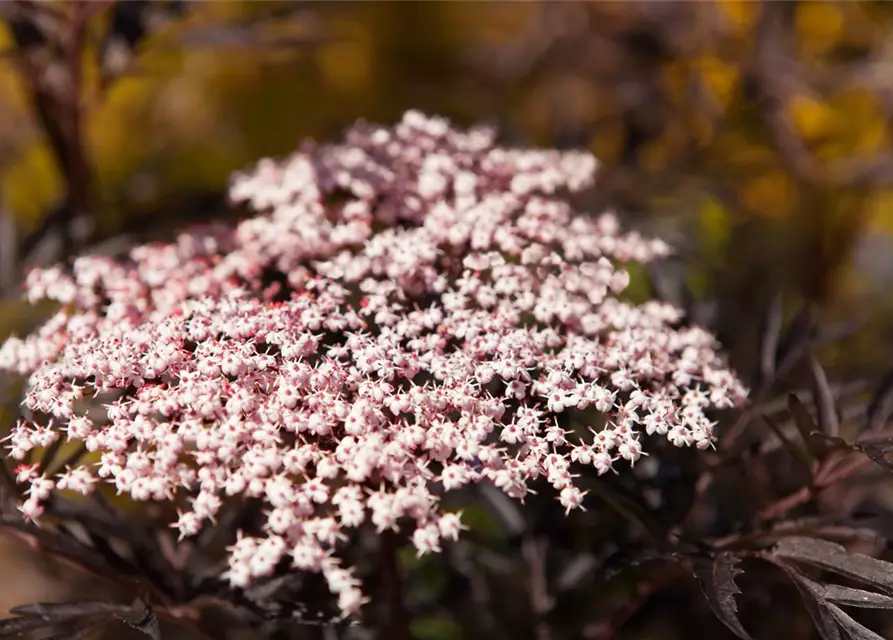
(2, 0, 97, 268)
(753, 1, 893, 189)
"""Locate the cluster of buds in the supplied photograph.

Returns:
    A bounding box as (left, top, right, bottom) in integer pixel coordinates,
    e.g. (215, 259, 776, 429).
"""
(0, 111, 746, 616)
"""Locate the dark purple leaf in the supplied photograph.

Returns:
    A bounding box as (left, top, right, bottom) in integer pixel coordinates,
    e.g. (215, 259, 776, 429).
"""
(818, 316, 869, 347)
(765, 516, 875, 538)
(45, 494, 183, 598)
(9, 601, 128, 620)
(0, 459, 19, 498)
(809, 356, 840, 438)
(0, 516, 137, 588)
(555, 554, 597, 592)
(775, 306, 817, 372)
(826, 602, 886, 640)
(0, 615, 66, 636)
(775, 541, 893, 638)
(788, 394, 825, 459)
(691, 554, 752, 640)
(853, 438, 893, 473)
(777, 564, 841, 640)
(47, 623, 109, 640)
(863, 372, 893, 435)
(115, 599, 160, 640)
(773, 537, 893, 594)
(46, 629, 95, 640)
(822, 584, 893, 609)
(760, 291, 784, 383)
(760, 413, 812, 472)
(585, 481, 665, 540)
(2, 600, 159, 640)
(0, 603, 122, 639)
(596, 546, 669, 585)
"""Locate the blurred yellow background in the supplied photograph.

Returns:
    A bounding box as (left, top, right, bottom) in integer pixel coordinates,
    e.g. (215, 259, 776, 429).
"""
(0, 2, 891, 333)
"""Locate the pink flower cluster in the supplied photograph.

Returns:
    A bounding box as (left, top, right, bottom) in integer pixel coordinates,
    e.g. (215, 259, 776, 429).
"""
(0, 111, 746, 616)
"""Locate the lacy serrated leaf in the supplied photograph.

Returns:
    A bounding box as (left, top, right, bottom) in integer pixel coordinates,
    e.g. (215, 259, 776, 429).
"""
(691, 553, 752, 640)
(826, 602, 886, 640)
(778, 565, 842, 640)
(822, 585, 893, 609)
(769, 545, 891, 640)
(774, 537, 893, 594)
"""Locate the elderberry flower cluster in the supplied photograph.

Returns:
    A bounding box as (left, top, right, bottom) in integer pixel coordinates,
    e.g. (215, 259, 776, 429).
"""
(0, 111, 746, 617)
